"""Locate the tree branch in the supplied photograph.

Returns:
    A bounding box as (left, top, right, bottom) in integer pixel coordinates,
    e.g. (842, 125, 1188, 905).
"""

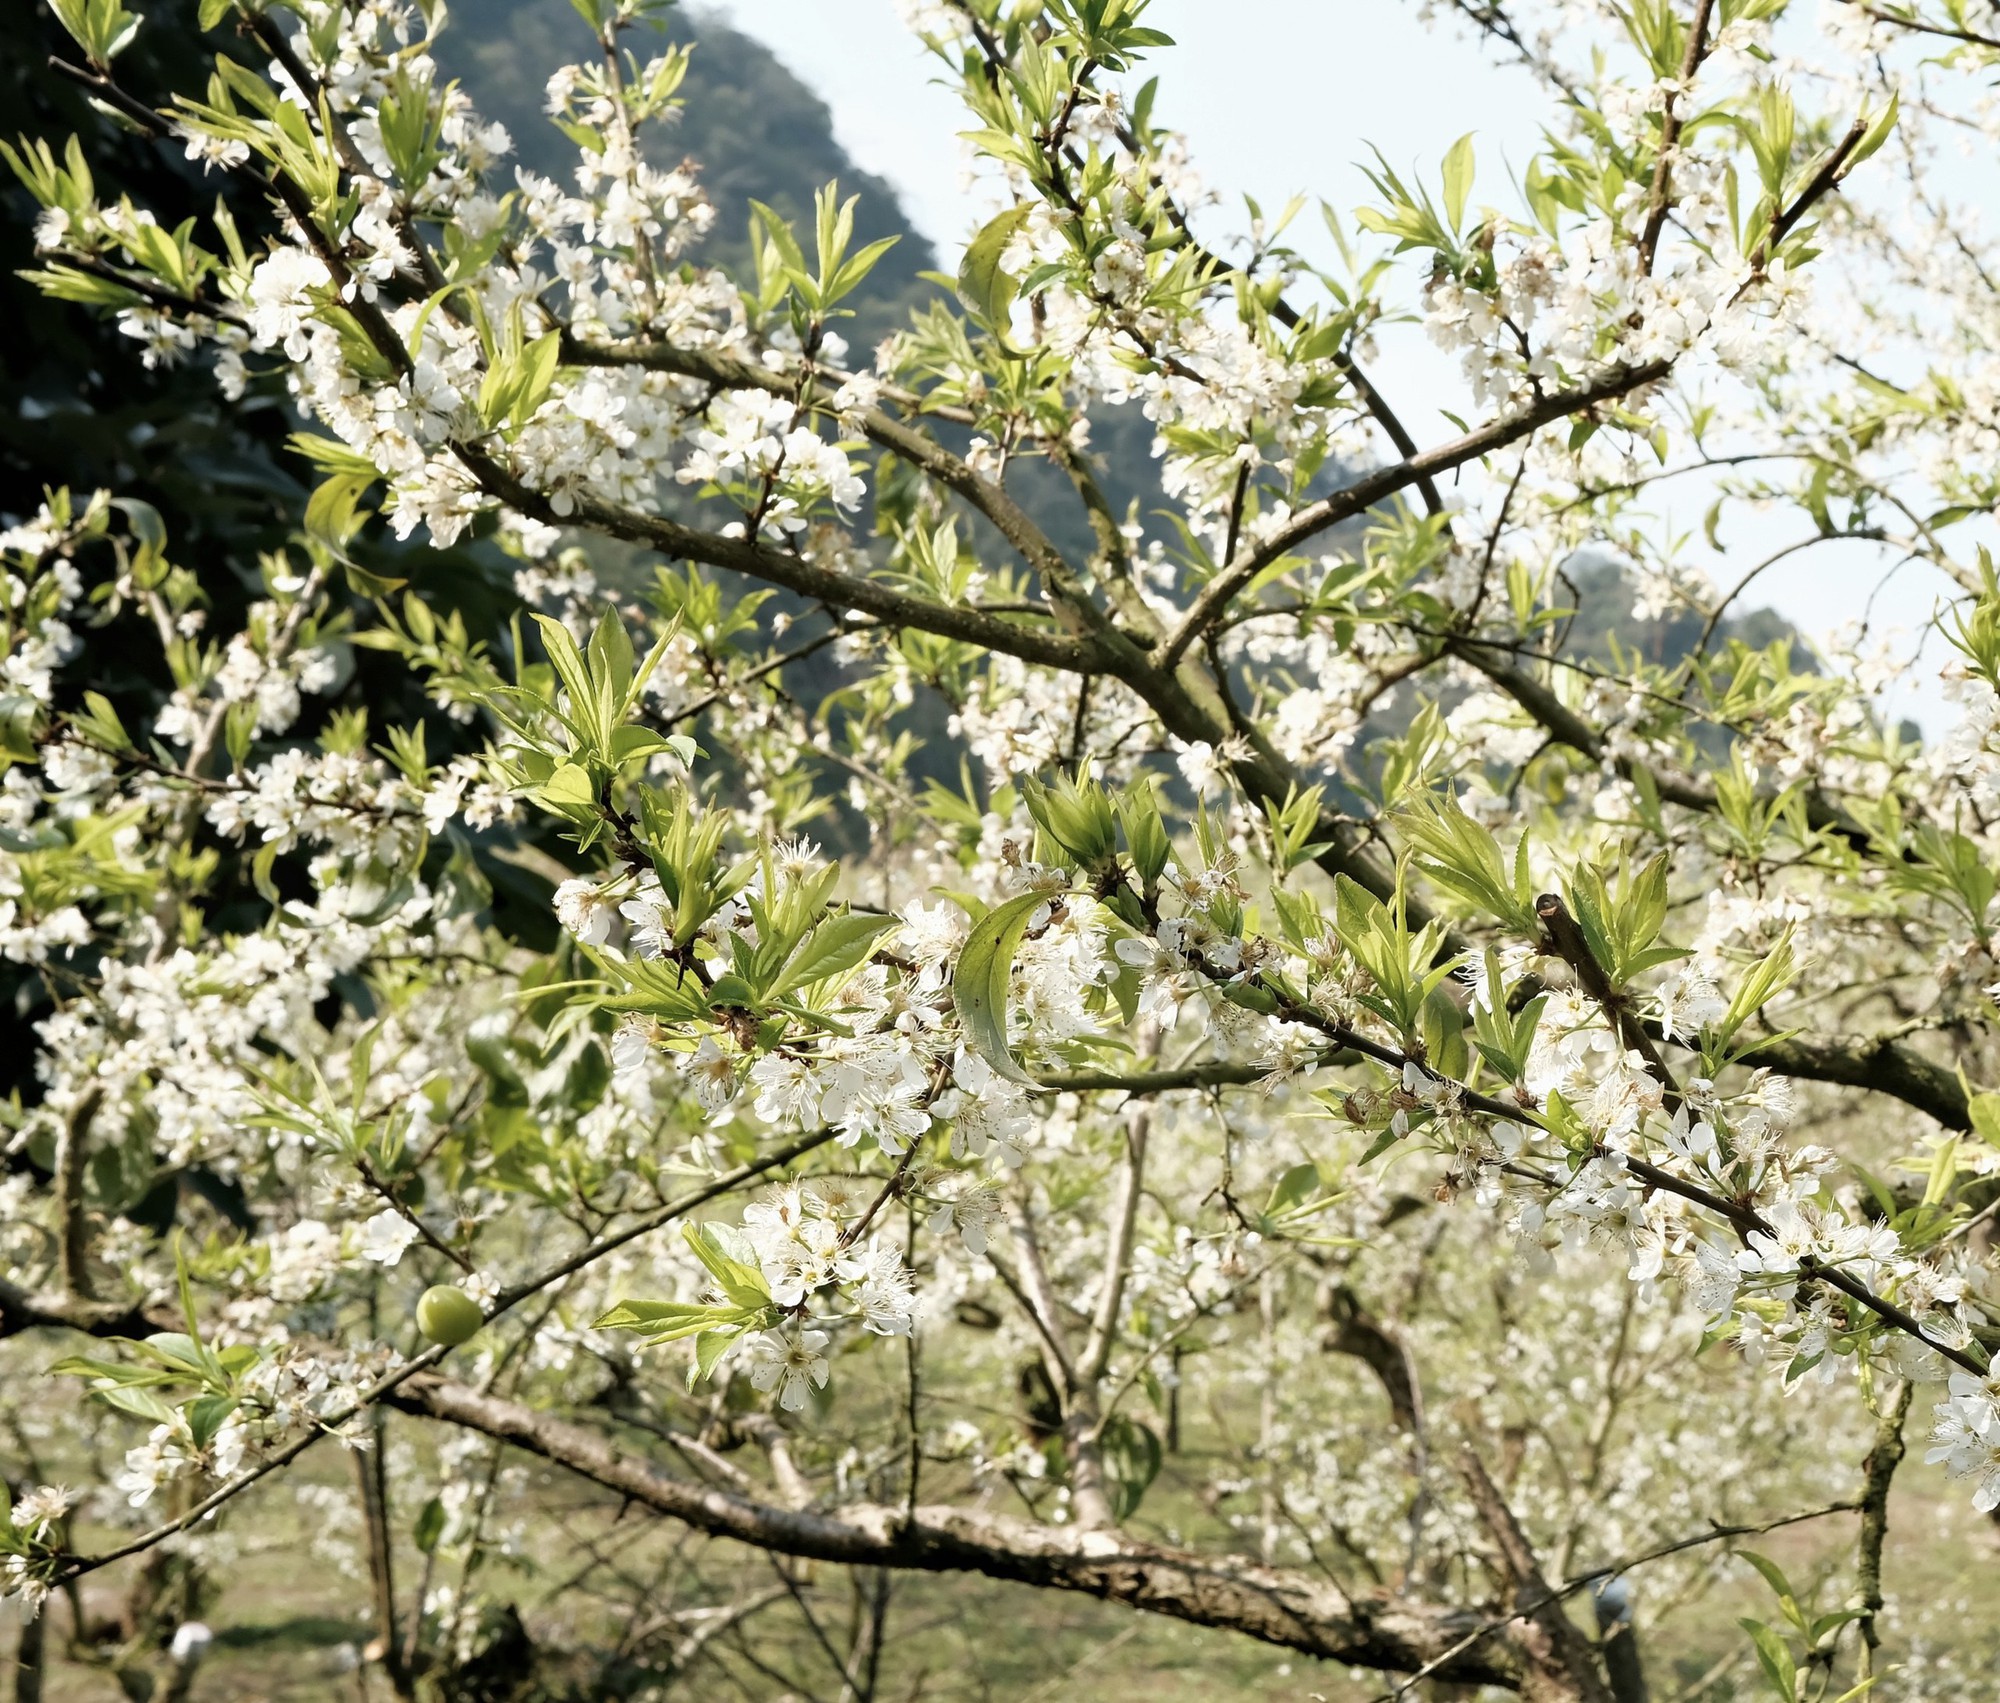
(1157, 358, 1672, 670)
(562, 334, 1119, 645)
(51, 1087, 103, 1298)
(1367, 1498, 1859, 1702)
(1535, 893, 1683, 1115)
(45, 1131, 837, 1583)
(1637, 0, 1718, 274)
(448, 439, 1108, 674)
(1744, 1029, 1968, 1132)
(1432, 2, 1586, 101)
(1077, 1093, 1150, 1385)
(1457, 1444, 1613, 1703)
(0, 1277, 174, 1342)
(1853, 1381, 1912, 1679)
(1446, 636, 1878, 854)
(392, 1373, 1537, 1686)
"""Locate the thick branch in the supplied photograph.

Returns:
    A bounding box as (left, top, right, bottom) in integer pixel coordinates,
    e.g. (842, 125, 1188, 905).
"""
(448, 440, 1107, 674)
(1745, 1030, 1969, 1133)
(1457, 1446, 1613, 1703)
(1322, 1288, 1422, 1433)
(394, 1373, 1534, 1685)
(51, 1087, 103, 1297)
(0, 1278, 174, 1341)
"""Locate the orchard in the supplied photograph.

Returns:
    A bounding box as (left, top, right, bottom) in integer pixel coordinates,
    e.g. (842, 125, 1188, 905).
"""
(3, 0, 2000, 1697)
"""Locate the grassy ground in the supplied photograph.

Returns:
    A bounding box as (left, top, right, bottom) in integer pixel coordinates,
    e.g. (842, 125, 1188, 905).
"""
(7, 1432, 1997, 1703)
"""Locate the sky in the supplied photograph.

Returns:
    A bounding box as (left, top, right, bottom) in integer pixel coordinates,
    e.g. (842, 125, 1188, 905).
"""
(698, 2, 1550, 271)
(697, 1, 1964, 730)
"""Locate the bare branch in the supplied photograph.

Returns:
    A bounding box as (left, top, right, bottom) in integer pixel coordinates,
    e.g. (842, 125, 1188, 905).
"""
(1457, 1444, 1613, 1703)
(1077, 1092, 1151, 1385)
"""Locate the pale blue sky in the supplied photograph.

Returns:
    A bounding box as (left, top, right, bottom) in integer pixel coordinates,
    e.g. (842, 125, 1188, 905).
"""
(700, 3, 1549, 267)
(699, 2, 1964, 730)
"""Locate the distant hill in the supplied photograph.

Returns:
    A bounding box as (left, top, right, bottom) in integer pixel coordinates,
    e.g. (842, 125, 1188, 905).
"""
(440, 0, 939, 353)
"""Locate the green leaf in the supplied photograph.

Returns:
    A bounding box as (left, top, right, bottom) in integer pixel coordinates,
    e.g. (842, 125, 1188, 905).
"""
(595, 1298, 711, 1331)
(1117, 779, 1170, 888)
(48, 0, 143, 63)
(512, 329, 563, 426)
(99, 1385, 178, 1425)
(184, 1393, 236, 1448)
(951, 891, 1048, 1086)
(538, 763, 597, 810)
(1967, 1091, 2000, 1146)
(413, 1496, 445, 1554)
(1716, 928, 1797, 1047)
(771, 913, 897, 999)
(1441, 132, 1476, 231)
(1400, 789, 1535, 932)
(679, 1222, 772, 1310)
(1736, 1550, 1797, 1612)
(1264, 1162, 1320, 1219)
(691, 1324, 741, 1388)
(1843, 94, 1898, 178)
(592, 954, 711, 1024)
(957, 204, 1032, 331)
(1357, 1124, 1403, 1166)
(749, 198, 808, 292)
(585, 604, 634, 719)
(594, 1297, 759, 1343)
(1738, 1618, 1797, 1701)
(1100, 1414, 1162, 1520)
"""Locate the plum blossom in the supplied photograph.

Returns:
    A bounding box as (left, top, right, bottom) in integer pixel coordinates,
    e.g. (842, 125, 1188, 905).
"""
(747, 1326, 830, 1412)
(356, 1209, 421, 1266)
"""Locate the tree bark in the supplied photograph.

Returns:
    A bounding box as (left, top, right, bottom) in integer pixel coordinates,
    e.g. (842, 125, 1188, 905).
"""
(1457, 1445, 1613, 1703)
(391, 1374, 1542, 1687)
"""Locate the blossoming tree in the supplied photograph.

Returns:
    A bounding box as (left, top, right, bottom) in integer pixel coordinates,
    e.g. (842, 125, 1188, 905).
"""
(5, 0, 2000, 1693)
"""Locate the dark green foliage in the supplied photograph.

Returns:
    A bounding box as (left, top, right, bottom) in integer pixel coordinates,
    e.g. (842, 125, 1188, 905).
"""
(1562, 556, 1806, 671)
(0, 0, 290, 584)
(0, 0, 529, 1095)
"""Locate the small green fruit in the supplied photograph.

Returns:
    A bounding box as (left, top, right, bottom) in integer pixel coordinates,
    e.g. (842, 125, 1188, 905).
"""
(417, 1284, 483, 1347)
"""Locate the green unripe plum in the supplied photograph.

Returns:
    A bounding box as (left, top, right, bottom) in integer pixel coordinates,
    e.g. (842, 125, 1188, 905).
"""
(417, 1284, 483, 1346)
